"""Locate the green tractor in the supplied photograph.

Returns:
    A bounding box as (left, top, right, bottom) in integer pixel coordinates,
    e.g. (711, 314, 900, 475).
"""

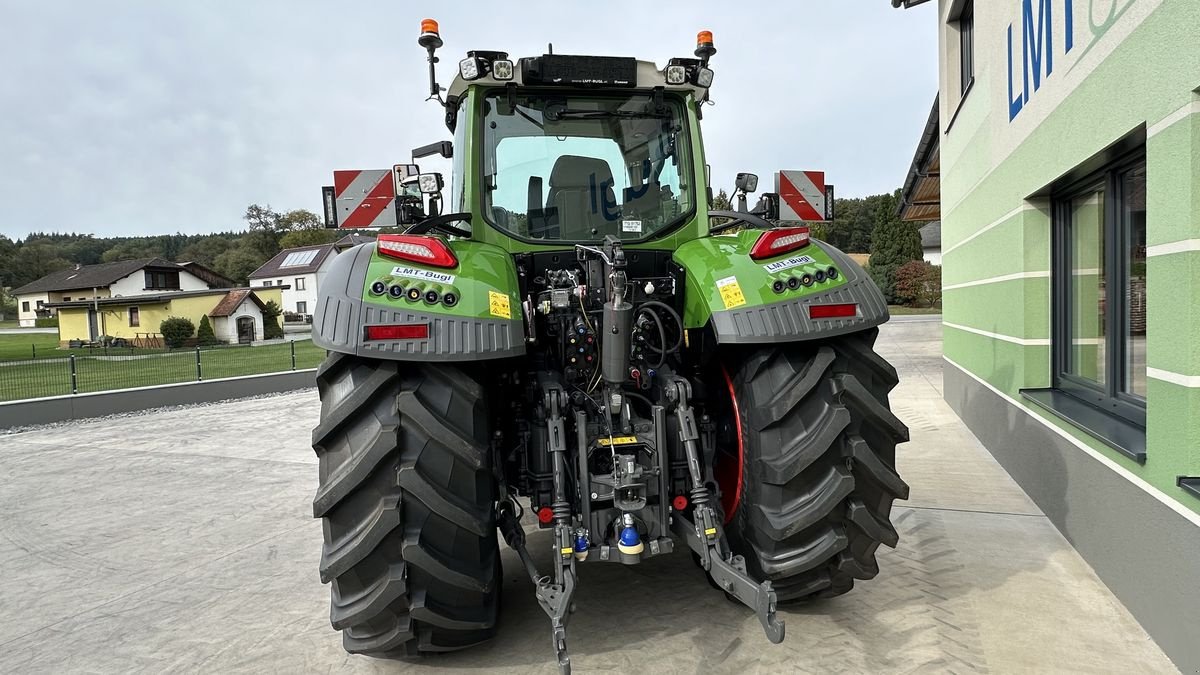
(311, 20, 908, 673)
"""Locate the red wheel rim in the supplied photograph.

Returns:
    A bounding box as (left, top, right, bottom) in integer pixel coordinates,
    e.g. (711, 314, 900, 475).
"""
(716, 364, 745, 523)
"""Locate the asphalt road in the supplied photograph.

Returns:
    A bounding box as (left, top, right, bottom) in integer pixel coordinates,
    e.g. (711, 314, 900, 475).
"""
(0, 320, 1177, 674)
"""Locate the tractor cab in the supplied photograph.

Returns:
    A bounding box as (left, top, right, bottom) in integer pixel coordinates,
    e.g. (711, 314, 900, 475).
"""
(404, 20, 716, 250)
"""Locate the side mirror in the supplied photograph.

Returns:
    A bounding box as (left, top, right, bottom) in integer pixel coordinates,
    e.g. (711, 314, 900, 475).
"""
(735, 172, 759, 193)
(394, 164, 421, 195)
(413, 140, 453, 159)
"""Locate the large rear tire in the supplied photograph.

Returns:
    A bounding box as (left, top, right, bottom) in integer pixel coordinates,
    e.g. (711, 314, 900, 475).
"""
(718, 328, 910, 601)
(311, 352, 500, 656)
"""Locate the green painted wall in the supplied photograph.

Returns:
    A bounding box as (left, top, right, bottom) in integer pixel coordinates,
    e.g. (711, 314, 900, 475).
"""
(937, 0, 1200, 513)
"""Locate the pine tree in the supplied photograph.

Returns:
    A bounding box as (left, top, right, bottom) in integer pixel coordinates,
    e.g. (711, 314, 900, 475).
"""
(197, 314, 218, 345)
(868, 190, 924, 303)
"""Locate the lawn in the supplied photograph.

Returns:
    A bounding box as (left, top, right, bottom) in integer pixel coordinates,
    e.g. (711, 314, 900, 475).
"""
(0, 339, 327, 402)
(0, 333, 60, 361)
(888, 305, 942, 316)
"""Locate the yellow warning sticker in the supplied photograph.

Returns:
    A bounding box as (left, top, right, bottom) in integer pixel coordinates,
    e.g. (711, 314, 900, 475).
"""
(704, 527, 718, 536)
(716, 275, 746, 309)
(598, 436, 639, 446)
(488, 290, 511, 319)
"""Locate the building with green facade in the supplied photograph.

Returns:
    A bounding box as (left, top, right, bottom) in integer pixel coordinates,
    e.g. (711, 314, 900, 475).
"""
(893, 0, 1199, 669)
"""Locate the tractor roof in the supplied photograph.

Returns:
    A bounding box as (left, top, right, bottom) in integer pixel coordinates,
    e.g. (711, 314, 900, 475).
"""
(447, 56, 708, 100)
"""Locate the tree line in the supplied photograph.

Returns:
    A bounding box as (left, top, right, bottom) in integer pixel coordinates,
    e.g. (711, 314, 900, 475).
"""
(0, 205, 339, 294)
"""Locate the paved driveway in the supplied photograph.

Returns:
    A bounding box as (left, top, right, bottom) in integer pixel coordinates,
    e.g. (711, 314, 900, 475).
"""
(0, 320, 1177, 673)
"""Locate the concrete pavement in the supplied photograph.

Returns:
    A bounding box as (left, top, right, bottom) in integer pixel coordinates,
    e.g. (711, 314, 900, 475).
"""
(0, 320, 1177, 673)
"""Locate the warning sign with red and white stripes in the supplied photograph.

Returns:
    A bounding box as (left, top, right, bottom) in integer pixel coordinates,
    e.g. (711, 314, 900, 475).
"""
(333, 169, 397, 228)
(776, 171, 827, 223)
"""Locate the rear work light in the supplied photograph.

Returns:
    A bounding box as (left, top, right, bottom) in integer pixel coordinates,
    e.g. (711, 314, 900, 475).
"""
(364, 324, 430, 341)
(749, 227, 810, 260)
(376, 234, 458, 268)
(808, 303, 858, 319)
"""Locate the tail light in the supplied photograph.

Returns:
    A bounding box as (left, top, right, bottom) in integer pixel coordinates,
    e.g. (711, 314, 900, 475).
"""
(749, 227, 810, 260)
(377, 235, 458, 268)
(808, 303, 858, 319)
(364, 323, 430, 341)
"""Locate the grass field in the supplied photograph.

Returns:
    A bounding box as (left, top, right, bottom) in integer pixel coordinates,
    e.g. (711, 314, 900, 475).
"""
(0, 338, 326, 402)
(0, 333, 61, 361)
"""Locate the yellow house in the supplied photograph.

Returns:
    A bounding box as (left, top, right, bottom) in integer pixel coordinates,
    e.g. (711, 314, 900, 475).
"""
(50, 286, 285, 346)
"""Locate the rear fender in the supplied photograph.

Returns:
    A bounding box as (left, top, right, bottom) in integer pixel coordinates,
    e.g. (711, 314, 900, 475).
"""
(673, 231, 888, 344)
(312, 240, 526, 360)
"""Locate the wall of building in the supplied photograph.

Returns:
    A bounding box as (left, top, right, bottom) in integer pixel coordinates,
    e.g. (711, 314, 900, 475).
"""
(938, 0, 1199, 512)
(922, 247, 942, 266)
(18, 289, 111, 326)
(934, 0, 1199, 668)
(251, 265, 326, 316)
(57, 293, 235, 343)
(252, 285, 284, 310)
(108, 268, 210, 297)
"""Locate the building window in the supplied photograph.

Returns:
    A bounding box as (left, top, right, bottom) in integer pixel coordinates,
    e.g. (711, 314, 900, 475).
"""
(277, 279, 284, 286)
(36, 300, 44, 308)
(958, 1, 974, 96)
(1053, 152, 1147, 426)
(129, 307, 140, 327)
(62, 296, 70, 302)
(263, 280, 273, 287)
(296, 301, 308, 314)
(145, 269, 181, 290)
(295, 277, 306, 291)
(21, 301, 29, 312)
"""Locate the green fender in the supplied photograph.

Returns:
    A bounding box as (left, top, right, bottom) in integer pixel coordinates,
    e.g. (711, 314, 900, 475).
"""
(311, 239, 526, 361)
(672, 231, 890, 343)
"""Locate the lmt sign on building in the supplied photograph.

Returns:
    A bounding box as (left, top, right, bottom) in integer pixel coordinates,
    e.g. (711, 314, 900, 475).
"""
(1007, 0, 1075, 122)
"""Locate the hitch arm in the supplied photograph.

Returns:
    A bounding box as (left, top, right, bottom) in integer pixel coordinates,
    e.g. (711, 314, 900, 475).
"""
(672, 512, 785, 644)
(666, 376, 785, 644)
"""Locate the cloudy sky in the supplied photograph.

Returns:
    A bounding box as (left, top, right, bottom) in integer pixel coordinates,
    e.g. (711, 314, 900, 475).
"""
(0, 1, 936, 239)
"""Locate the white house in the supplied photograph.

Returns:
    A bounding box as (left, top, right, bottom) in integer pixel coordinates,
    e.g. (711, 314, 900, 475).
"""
(919, 221, 941, 265)
(208, 289, 267, 344)
(248, 234, 374, 319)
(10, 258, 232, 327)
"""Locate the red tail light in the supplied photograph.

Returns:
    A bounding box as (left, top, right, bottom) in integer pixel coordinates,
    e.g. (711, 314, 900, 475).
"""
(749, 227, 810, 260)
(376, 235, 458, 268)
(808, 303, 858, 319)
(364, 323, 430, 341)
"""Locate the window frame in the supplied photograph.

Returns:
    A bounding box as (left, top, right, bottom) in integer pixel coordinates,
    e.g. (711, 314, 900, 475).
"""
(296, 301, 308, 314)
(129, 306, 140, 327)
(295, 277, 306, 291)
(21, 301, 29, 312)
(144, 269, 181, 290)
(1051, 148, 1147, 428)
(958, 1, 974, 96)
(477, 88, 698, 246)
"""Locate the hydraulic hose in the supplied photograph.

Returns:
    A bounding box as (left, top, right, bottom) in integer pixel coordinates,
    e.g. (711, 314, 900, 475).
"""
(637, 307, 668, 369)
(638, 301, 684, 354)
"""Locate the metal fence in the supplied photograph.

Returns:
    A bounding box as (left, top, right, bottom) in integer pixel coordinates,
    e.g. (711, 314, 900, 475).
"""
(0, 340, 326, 402)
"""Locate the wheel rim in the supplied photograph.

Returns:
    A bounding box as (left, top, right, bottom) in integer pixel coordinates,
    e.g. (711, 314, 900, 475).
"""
(715, 364, 745, 523)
